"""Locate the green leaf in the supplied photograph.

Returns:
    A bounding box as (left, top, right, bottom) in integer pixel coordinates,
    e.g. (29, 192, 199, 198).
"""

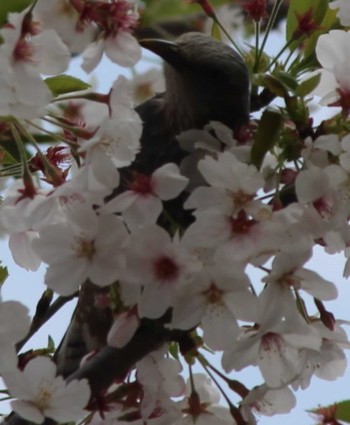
(168, 342, 179, 360)
(47, 335, 55, 352)
(45, 75, 91, 97)
(335, 401, 350, 423)
(277, 71, 298, 91)
(141, 0, 229, 25)
(260, 75, 289, 98)
(251, 109, 283, 169)
(0, 264, 9, 287)
(0, 0, 32, 26)
(295, 73, 321, 97)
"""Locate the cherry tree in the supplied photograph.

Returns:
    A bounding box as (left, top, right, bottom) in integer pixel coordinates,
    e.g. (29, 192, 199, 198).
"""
(1, 0, 350, 424)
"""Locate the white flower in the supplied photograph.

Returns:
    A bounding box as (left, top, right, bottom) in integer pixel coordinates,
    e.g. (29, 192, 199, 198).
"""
(0, 8, 69, 119)
(0, 298, 31, 373)
(82, 31, 141, 73)
(3, 9, 70, 74)
(329, 0, 350, 26)
(69, 148, 121, 205)
(0, 180, 49, 233)
(314, 30, 350, 112)
(33, 205, 129, 295)
(102, 163, 188, 229)
(222, 297, 322, 388)
(294, 321, 350, 390)
(3, 356, 90, 424)
(124, 225, 201, 319)
(130, 68, 165, 105)
(177, 374, 235, 425)
(263, 249, 338, 303)
(240, 385, 296, 424)
(184, 210, 284, 264)
(171, 266, 258, 350)
(185, 151, 266, 219)
(80, 76, 142, 168)
(34, 0, 95, 54)
(137, 347, 185, 421)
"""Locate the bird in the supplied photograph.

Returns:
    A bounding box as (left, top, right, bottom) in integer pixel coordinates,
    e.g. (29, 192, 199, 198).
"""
(132, 31, 250, 174)
(55, 31, 250, 378)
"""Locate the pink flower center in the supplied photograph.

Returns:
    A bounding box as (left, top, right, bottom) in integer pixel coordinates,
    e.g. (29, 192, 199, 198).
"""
(261, 332, 285, 353)
(229, 210, 255, 234)
(153, 255, 179, 282)
(129, 172, 153, 195)
(203, 282, 223, 305)
(76, 0, 139, 37)
(13, 39, 35, 63)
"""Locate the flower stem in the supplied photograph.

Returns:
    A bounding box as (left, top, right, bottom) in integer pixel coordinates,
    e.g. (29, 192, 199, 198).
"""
(254, 0, 284, 72)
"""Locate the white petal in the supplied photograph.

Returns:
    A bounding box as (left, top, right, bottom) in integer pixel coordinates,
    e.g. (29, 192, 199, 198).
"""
(9, 231, 41, 271)
(47, 379, 90, 422)
(11, 400, 44, 424)
(0, 301, 30, 344)
(202, 306, 239, 350)
(295, 168, 329, 203)
(33, 29, 70, 74)
(105, 32, 141, 67)
(107, 312, 139, 348)
(297, 269, 338, 300)
(81, 39, 104, 73)
(45, 259, 88, 295)
(258, 335, 298, 388)
(123, 196, 162, 228)
(152, 163, 188, 200)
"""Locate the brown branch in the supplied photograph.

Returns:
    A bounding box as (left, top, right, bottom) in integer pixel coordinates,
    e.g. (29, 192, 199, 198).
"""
(16, 295, 74, 352)
(4, 321, 171, 425)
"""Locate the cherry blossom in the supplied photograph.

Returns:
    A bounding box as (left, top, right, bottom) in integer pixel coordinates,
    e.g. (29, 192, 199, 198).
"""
(170, 265, 258, 350)
(34, 0, 96, 54)
(0, 180, 51, 233)
(80, 76, 142, 168)
(2, 356, 90, 424)
(185, 151, 266, 219)
(0, 8, 69, 119)
(123, 225, 201, 318)
(33, 205, 129, 295)
(293, 321, 350, 390)
(314, 30, 350, 114)
(262, 249, 338, 305)
(137, 347, 185, 422)
(130, 68, 165, 105)
(177, 374, 234, 425)
(240, 385, 296, 424)
(102, 163, 188, 229)
(222, 295, 322, 388)
(78, 0, 141, 72)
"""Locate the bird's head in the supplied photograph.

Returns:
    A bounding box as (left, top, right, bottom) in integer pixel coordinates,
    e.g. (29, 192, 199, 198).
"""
(140, 32, 250, 132)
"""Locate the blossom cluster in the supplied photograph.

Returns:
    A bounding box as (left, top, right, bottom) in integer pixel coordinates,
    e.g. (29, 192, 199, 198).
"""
(1, 0, 350, 425)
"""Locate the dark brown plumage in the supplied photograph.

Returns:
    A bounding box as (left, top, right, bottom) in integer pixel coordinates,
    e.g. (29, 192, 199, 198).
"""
(132, 32, 250, 174)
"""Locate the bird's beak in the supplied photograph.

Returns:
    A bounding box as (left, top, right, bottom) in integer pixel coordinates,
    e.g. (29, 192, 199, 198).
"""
(139, 39, 181, 67)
